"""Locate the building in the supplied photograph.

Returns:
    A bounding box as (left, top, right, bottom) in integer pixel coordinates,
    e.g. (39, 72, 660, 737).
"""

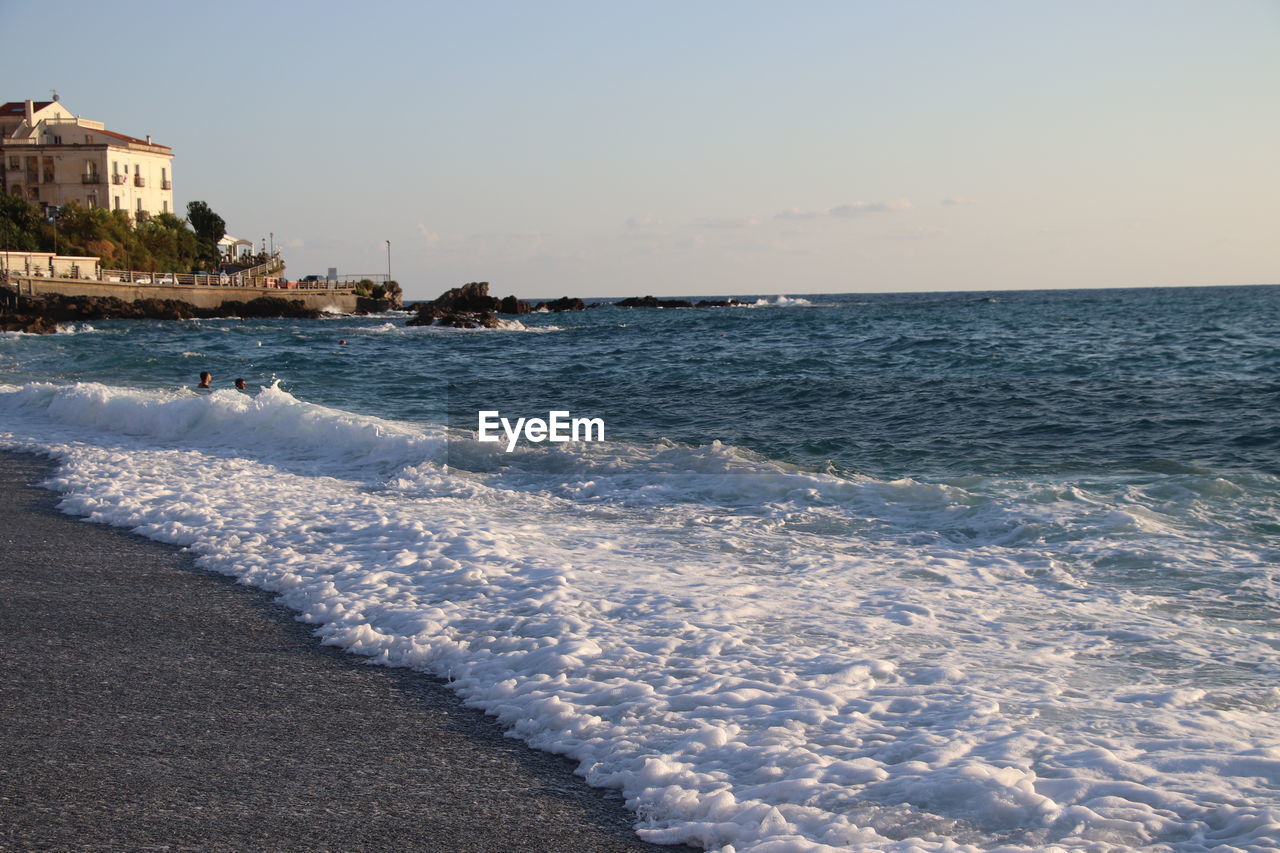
(1, 96, 174, 221)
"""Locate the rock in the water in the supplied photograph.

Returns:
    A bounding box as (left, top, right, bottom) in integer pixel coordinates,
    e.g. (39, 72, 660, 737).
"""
(408, 282, 525, 328)
(498, 295, 532, 315)
(355, 296, 396, 314)
(0, 307, 57, 334)
(615, 295, 742, 308)
(616, 295, 694, 308)
(216, 297, 322, 319)
(429, 282, 501, 314)
(535, 296, 586, 312)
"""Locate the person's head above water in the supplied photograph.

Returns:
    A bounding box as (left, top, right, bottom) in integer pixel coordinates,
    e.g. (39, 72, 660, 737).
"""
(198, 371, 212, 388)
(234, 378, 246, 390)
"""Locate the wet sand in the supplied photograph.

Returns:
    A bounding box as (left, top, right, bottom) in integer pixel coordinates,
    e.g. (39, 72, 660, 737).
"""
(0, 450, 683, 852)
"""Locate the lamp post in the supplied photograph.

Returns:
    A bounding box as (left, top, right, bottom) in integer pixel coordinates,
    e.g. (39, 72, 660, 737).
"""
(46, 205, 60, 257)
(386, 239, 391, 282)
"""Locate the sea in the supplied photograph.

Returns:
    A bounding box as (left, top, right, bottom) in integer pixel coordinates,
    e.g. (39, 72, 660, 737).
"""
(2, 285, 1278, 853)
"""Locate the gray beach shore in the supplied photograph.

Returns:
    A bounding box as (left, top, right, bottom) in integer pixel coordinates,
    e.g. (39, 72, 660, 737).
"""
(0, 450, 681, 852)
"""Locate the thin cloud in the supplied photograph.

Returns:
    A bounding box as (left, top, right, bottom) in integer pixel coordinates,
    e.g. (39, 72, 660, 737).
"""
(776, 199, 912, 220)
(417, 223, 441, 248)
(776, 208, 824, 220)
(626, 215, 664, 228)
(830, 199, 913, 217)
(881, 227, 944, 240)
(702, 216, 762, 229)
(940, 197, 972, 206)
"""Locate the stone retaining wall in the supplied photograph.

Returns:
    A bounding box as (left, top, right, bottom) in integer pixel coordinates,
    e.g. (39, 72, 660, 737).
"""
(7, 276, 357, 313)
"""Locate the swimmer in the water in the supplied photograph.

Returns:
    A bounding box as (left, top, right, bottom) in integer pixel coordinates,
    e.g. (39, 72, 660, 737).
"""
(234, 378, 247, 391)
(197, 371, 212, 389)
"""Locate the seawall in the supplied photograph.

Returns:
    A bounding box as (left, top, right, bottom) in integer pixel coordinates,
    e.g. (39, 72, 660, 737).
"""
(6, 275, 358, 313)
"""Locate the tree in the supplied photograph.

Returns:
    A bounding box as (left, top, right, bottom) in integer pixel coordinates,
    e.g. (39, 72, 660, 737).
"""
(0, 193, 42, 251)
(186, 200, 226, 268)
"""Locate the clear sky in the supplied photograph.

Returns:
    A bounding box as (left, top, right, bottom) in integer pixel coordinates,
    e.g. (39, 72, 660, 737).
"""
(5, 0, 1277, 299)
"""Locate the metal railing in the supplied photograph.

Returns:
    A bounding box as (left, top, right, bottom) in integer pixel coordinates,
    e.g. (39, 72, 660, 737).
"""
(134, 175, 145, 187)
(81, 174, 102, 184)
(230, 252, 286, 278)
(98, 268, 354, 291)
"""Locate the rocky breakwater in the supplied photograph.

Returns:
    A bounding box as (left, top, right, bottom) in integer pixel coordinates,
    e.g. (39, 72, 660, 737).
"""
(615, 295, 746, 308)
(405, 283, 593, 329)
(0, 292, 322, 334)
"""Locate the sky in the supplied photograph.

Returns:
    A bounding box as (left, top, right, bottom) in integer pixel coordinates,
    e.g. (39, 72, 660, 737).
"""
(4, 0, 1277, 299)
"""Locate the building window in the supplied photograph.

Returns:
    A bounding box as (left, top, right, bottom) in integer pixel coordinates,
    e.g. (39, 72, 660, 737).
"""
(136, 199, 143, 212)
(114, 196, 121, 210)
(52, 135, 61, 144)
(162, 200, 169, 213)
(30, 187, 38, 200)
(85, 134, 92, 144)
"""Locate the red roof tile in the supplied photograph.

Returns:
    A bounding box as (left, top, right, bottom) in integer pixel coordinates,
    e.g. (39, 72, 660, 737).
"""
(92, 126, 171, 150)
(0, 101, 53, 115)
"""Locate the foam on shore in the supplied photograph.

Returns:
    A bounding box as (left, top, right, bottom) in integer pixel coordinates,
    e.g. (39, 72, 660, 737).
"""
(2, 381, 1278, 852)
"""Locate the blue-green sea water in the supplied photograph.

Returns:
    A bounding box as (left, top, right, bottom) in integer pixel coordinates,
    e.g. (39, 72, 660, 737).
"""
(2, 285, 1278, 852)
(9, 286, 1279, 478)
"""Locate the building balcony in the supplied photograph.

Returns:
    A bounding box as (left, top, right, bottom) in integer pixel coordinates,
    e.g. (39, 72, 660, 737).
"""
(82, 174, 103, 184)
(5, 162, 18, 170)
(134, 175, 146, 187)
(42, 173, 55, 184)
(112, 174, 126, 185)
(161, 180, 171, 190)
(26, 171, 39, 183)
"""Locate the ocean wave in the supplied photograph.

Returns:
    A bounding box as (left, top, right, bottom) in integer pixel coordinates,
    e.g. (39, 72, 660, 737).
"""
(2, 381, 1278, 852)
(0, 381, 445, 482)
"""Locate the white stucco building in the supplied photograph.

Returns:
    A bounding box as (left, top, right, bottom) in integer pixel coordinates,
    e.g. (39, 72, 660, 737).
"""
(1, 97, 174, 221)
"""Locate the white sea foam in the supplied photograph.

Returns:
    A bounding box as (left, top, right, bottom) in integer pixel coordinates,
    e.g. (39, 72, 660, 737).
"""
(753, 296, 814, 307)
(389, 318, 563, 334)
(54, 322, 98, 334)
(1, 381, 1278, 853)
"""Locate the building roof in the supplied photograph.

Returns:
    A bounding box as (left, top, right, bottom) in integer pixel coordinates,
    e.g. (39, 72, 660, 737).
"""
(1, 101, 169, 151)
(92, 126, 171, 151)
(0, 101, 53, 115)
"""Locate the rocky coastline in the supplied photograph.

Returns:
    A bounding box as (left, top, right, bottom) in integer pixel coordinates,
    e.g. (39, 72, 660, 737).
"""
(403, 283, 747, 329)
(0, 293, 323, 334)
(2, 281, 753, 335)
